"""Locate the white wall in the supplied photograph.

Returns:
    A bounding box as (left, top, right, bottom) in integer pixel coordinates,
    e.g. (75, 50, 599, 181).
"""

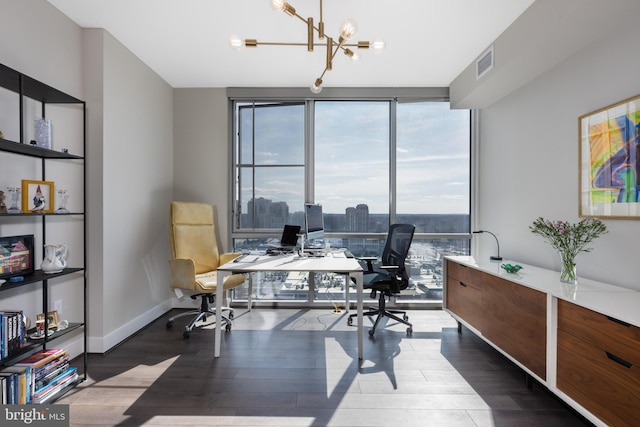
(83, 29, 174, 352)
(173, 88, 231, 249)
(1, 0, 174, 354)
(475, 20, 640, 289)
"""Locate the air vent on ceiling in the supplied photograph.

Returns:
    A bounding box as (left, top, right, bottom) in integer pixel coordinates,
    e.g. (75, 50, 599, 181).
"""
(476, 45, 494, 80)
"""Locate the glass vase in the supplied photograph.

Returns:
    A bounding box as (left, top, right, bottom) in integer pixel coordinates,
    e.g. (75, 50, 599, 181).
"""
(559, 252, 577, 284)
(6, 187, 21, 213)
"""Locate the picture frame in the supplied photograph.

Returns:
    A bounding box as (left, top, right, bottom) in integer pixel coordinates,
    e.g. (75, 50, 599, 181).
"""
(21, 179, 54, 213)
(579, 94, 640, 219)
(37, 310, 59, 329)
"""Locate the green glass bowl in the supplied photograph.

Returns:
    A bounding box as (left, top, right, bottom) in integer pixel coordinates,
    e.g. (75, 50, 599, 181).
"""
(501, 263, 523, 274)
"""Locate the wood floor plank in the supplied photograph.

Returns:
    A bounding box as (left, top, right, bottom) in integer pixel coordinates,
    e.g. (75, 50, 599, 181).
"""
(60, 308, 593, 427)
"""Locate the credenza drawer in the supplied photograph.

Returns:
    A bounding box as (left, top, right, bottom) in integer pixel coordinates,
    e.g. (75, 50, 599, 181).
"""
(483, 276, 547, 380)
(558, 299, 640, 366)
(445, 276, 483, 329)
(557, 329, 640, 427)
(445, 260, 483, 288)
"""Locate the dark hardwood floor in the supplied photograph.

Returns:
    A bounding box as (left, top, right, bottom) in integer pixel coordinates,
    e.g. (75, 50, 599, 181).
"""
(62, 308, 593, 426)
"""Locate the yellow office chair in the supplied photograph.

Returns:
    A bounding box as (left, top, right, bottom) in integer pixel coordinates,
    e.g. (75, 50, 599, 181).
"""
(167, 201, 244, 338)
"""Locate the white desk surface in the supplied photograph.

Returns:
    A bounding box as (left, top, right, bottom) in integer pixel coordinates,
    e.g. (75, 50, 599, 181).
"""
(219, 252, 363, 274)
(446, 256, 640, 327)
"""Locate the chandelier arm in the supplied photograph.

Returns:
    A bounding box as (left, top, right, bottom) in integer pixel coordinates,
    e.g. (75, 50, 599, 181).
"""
(252, 41, 309, 47)
(251, 41, 370, 49)
(318, 0, 325, 38)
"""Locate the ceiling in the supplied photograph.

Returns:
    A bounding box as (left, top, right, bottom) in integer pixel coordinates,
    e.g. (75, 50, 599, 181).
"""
(47, 0, 535, 89)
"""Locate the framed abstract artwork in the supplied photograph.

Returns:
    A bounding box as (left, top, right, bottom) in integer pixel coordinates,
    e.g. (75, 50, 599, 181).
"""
(579, 94, 640, 219)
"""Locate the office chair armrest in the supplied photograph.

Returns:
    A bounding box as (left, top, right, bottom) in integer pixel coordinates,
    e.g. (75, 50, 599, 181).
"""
(379, 265, 399, 271)
(168, 258, 196, 289)
(357, 256, 378, 271)
(220, 252, 242, 265)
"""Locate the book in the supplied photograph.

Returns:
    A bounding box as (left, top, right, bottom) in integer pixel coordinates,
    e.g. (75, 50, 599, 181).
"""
(32, 367, 77, 404)
(0, 374, 6, 404)
(0, 371, 16, 404)
(14, 348, 67, 401)
(1, 366, 27, 404)
(0, 310, 24, 357)
(14, 348, 66, 369)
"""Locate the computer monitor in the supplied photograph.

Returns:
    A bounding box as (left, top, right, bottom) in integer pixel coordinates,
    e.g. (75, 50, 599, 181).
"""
(304, 203, 324, 242)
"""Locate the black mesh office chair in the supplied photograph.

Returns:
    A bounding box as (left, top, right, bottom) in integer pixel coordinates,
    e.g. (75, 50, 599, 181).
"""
(348, 223, 415, 336)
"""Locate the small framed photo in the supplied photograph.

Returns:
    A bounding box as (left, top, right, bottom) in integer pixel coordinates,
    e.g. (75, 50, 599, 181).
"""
(37, 310, 59, 329)
(21, 179, 54, 213)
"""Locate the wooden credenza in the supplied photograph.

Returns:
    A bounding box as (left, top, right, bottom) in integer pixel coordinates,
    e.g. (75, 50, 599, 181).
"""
(444, 256, 640, 427)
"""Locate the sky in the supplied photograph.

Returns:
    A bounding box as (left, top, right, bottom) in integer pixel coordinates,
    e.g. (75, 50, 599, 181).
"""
(237, 101, 470, 215)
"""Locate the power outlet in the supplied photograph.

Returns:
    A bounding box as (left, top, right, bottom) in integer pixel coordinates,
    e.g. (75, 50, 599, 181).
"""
(54, 299, 63, 314)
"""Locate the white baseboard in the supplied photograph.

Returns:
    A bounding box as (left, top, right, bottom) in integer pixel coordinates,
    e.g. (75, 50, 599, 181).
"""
(87, 300, 172, 353)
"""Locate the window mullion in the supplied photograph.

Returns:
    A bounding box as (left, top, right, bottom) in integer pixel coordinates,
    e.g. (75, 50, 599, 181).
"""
(306, 100, 315, 204)
(389, 100, 397, 225)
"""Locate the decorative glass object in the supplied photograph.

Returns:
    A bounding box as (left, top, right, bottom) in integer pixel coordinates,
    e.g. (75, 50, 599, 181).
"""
(34, 118, 52, 149)
(501, 263, 522, 274)
(6, 187, 22, 213)
(559, 252, 577, 284)
(55, 189, 69, 214)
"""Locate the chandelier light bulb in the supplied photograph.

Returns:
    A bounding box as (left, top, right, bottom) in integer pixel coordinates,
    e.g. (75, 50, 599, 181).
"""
(310, 78, 323, 94)
(270, 0, 285, 11)
(339, 19, 358, 40)
(372, 38, 386, 53)
(229, 35, 244, 51)
(344, 48, 360, 61)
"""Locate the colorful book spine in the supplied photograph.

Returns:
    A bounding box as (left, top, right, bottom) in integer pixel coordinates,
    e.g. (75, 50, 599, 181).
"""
(14, 348, 68, 402)
(32, 367, 77, 404)
(0, 310, 24, 358)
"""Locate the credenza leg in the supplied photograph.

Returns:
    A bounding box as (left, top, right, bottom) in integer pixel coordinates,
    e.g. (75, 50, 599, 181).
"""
(457, 321, 462, 334)
(525, 373, 533, 389)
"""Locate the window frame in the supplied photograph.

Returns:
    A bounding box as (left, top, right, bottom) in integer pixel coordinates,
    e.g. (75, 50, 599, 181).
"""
(228, 88, 474, 307)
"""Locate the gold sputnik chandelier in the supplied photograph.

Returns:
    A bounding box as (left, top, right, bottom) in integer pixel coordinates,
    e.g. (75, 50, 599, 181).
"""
(229, 0, 385, 93)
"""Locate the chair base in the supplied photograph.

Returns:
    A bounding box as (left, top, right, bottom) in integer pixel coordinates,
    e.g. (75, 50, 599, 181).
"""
(166, 293, 234, 339)
(348, 292, 413, 336)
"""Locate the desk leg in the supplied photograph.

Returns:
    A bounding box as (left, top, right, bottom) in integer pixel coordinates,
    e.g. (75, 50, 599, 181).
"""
(344, 273, 350, 312)
(353, 271, 364, 361)
(247, 273, 253, 311)
(215, 271, 229, 358)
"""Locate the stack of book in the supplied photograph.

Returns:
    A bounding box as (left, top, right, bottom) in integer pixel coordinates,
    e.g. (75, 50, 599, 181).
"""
(0, 310, 25, 358)
(9, 348, 77, 404)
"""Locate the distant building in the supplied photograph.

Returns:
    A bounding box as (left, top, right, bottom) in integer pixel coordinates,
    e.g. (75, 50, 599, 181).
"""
(345, 203, 368, 232)
(246, 197, 289, 229)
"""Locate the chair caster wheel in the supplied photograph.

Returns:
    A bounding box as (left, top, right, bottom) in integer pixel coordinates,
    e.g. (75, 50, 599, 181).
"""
(347, 317, 353, 326)
(166, 320, 174, 329)
(369, 329, 375, 337)
(406, 327, 413, 336)
(225, 323, 232, 332)
(403, 314, 409, 321)
(183, 331, 190, 339)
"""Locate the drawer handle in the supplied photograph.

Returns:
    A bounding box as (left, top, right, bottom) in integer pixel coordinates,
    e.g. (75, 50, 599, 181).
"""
(459, 282, 468, 288)
(606, 351, 632, 368)
(606, 316, 631, 327)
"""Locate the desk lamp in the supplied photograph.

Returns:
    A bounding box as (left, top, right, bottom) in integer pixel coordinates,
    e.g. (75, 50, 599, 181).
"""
(472, 230, 502, 261)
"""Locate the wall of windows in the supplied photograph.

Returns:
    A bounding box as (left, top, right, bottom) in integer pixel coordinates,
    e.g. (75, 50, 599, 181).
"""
(230, 91, 471, 307)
